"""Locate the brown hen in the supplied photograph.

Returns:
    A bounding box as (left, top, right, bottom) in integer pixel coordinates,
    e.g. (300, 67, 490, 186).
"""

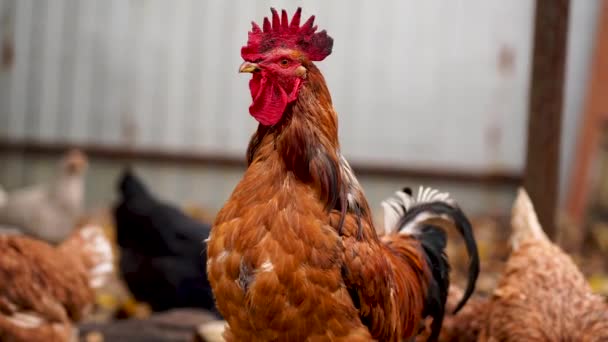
(207, 7, 479, 342)
(0, 224, 113, 341)
(478, 189, 608, 341)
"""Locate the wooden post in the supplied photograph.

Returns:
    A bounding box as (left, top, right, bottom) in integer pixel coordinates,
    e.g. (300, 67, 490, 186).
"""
(523, 0, 570, 237)
(566, 0, 608, 227)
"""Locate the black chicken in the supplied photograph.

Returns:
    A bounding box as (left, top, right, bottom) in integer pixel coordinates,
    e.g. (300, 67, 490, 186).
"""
(113, 169, 217, 315)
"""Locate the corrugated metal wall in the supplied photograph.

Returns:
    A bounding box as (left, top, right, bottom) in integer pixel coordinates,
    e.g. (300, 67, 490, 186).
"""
(0, 0, 601, 214)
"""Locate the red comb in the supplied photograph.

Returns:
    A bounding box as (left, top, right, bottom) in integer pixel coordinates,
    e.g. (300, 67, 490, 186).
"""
(241, 8, 333, 62)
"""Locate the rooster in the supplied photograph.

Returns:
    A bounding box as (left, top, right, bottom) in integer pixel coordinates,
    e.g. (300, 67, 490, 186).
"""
(0, 224, 113, 341)
(0, 149, 88, 244)
(206, 8, 479, 341)
(477, 189, 608, 341)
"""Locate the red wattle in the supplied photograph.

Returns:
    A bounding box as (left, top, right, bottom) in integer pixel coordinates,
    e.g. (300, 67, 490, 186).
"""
(248, 75, 301, 126)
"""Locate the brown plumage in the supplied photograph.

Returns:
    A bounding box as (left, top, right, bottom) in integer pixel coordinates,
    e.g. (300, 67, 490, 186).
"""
(0, 224, 113, 341)
(478, 188, 608, 341)
(207, 8, 479, 342)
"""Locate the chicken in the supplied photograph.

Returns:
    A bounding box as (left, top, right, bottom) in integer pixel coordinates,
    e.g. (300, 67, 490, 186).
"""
(207, 8, 479, 341)
(0, 224, 113, 341)
(113, 169, 217, 314)
(477, 188, 608, 341)
(0, 149, 88, 244)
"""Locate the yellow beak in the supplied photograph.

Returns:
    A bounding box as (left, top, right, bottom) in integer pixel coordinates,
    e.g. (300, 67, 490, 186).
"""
(239, 62, 260, 73)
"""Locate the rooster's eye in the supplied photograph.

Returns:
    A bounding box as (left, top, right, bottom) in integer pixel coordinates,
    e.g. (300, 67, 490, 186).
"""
(279, 59, 289, 67)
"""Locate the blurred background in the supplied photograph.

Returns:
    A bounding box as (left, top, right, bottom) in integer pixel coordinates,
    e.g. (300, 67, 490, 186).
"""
(0, 0, 607, 340)
(0, 0, 600, 214)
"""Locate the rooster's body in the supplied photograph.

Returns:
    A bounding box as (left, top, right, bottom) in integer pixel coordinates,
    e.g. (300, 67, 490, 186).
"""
(207, 8, 479, 341)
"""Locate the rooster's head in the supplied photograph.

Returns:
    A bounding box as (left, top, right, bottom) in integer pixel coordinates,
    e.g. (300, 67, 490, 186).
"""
(239, 8, 333, 126)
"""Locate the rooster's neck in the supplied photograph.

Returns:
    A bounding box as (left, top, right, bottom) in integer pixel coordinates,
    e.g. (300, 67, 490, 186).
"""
(245, 65, 344, 212)
(247, 65, 339, 167)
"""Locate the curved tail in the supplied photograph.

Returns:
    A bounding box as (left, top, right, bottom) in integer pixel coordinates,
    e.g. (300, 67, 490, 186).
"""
(381, 186, 480, 340)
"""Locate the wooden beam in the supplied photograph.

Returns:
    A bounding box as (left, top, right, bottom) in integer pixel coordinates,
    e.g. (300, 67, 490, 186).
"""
(523, 0, 570, 237)
(566, 0, 608, 226)
(0, 139, 522, 186)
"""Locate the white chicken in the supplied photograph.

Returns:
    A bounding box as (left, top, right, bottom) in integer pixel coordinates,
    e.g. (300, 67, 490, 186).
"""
(0, 149, 88, 244)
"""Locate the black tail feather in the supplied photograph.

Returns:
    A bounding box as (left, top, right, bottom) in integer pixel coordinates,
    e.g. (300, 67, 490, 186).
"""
(417, 225, 449, 342)
(396, 201, 479, 342)
(399, 202, 480, 314)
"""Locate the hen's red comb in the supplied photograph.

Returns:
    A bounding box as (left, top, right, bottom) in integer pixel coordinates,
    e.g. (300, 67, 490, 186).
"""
(241, 8, 333, 62)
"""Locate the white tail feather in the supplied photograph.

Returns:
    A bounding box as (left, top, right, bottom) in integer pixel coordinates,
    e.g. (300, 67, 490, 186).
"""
(82, 225, 114, 288)
(381, 186, 454, 235)
(510, 187, 548, 250)
(62, 225, 114, 289)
